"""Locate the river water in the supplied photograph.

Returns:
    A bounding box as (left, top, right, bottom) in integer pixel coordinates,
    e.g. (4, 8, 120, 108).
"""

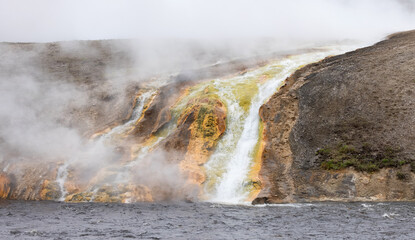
(1, 200, 414, 239)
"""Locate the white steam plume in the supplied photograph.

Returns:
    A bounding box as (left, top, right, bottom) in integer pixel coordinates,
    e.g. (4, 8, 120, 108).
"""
(0, 0, 413, 43)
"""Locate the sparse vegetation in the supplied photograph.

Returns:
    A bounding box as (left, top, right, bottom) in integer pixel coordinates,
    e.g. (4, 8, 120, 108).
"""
(396, 172, 407, 181)
(317, 143, 408, 172)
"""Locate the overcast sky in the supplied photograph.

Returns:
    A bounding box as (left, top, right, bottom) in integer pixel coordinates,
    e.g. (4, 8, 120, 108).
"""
(0, 0, 414, 42)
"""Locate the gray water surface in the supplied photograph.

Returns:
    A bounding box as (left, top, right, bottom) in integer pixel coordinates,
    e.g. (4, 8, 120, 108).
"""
(1, 200, 414, 239)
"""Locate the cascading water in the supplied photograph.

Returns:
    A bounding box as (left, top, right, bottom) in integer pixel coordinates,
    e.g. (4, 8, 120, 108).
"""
(56, 162, 69, 201)
(99, 90, 157, 143)
(204, 46, 359, 204)
(112, 121, 178, 186)
(55, 90, 156, 201)
(2, 163, 10, 172)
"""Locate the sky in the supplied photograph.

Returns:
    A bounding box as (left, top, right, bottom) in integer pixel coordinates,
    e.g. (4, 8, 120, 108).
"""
(0, 0, 414, 43)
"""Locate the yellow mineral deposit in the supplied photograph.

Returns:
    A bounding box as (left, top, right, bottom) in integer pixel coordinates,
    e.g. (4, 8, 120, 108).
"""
(179, 96, 227, 186)
(0, 173, 11, 199)
(246, 120, 265, 202)
(39, 180, 61, 200)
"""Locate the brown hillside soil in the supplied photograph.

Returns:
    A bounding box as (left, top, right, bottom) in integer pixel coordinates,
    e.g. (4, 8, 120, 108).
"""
(255, 30, 415, 204)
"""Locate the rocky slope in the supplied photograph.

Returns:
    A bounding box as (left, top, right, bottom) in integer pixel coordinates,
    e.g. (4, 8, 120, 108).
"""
(255, 30, 415, 203)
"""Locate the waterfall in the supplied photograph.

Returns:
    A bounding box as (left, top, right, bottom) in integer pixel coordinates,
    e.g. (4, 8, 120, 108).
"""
(56, 162, 69, 201)
(99, 89, 156, 144)
(204, 46, 359, 204)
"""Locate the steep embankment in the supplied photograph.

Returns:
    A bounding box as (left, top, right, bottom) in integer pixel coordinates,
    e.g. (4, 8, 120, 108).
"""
(255, 30, 415, 204)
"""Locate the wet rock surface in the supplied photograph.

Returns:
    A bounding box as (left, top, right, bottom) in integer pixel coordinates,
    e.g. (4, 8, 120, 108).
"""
(258, 30, 415, 203)
(162, 95, 227, 185)
(1, 200, 415, 239)
(0, 173, 11, 198)
(4, 162, 60, 201)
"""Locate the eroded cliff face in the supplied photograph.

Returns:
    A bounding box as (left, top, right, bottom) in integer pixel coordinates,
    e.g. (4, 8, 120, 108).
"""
(255, 30, 415, 204)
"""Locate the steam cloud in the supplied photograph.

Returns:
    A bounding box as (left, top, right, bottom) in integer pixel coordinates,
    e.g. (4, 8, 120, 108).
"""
(0, 0, 414, 42)
(0, 0, 414, 201)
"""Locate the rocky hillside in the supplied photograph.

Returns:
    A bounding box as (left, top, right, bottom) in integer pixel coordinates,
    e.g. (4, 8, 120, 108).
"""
(255, 30, 415, 203)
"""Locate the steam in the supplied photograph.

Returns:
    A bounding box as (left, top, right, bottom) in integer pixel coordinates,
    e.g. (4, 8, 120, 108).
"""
(0, 0, 414, 201)
(0, 0, 414, 43)
(0, 43, 194, 201)
(2, 1, 414, 78)
(0, 53, 117, 182)
(130, 150, 199, 201)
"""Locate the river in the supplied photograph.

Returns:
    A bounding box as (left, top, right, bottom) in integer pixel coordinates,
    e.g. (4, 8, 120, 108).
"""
(1, 200, 414, 239)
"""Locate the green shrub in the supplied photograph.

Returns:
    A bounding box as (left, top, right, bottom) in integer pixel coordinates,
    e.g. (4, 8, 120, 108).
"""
(316, 148, 331, 156)
(356, 163, 379, 172)
(317, 143, 407, 173)
(396, 172, 407, 180)
(338, 144, 356, 154)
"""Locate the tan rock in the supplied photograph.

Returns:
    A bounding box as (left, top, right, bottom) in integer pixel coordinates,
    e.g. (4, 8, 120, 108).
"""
(0, 173, 11, 199)
(39, 180, 61, 200)
(66, 184, 152, 203)
(162, 94, 227, 186)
